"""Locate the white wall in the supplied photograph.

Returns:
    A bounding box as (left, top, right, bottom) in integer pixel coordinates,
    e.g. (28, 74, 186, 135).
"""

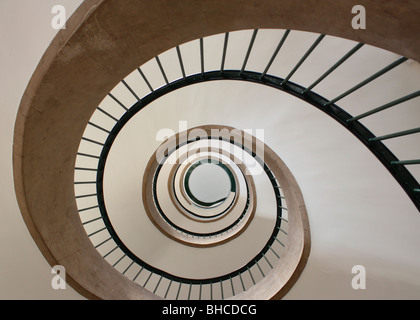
(0, 0, 84, 299)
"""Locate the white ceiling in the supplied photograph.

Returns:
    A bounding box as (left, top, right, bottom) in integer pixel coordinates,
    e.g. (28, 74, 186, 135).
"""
(1, 0, 419, 299)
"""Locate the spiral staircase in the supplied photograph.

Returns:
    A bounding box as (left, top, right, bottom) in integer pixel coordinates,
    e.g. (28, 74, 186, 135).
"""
(13, 1, 420, 300)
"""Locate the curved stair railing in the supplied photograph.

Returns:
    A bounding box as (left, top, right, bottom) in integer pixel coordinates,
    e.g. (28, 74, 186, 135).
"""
(74, 29, 420, 299)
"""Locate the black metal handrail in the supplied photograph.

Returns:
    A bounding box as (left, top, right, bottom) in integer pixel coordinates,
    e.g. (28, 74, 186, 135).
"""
(152, 137, 255, 238)
(75, 29, 420, 299)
